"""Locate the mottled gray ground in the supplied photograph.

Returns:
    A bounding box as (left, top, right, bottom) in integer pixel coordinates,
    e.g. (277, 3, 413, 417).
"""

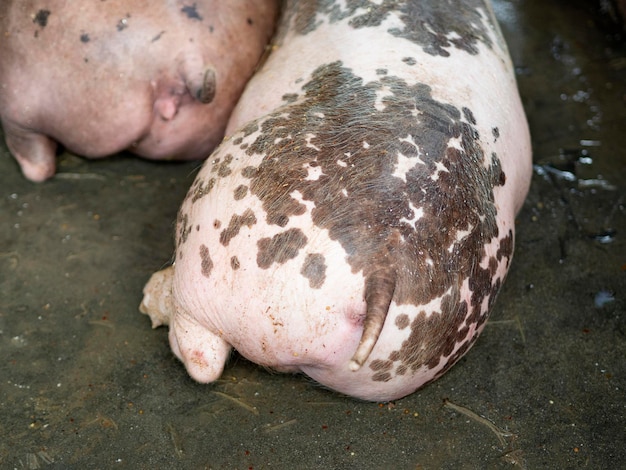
(1, 1, 624, 468)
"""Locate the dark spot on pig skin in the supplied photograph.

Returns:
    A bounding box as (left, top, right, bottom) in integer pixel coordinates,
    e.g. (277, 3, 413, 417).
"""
(233, 185, 248, 200)
(116, 16, 130, 32)
(189, 177, 215, 203)
(211, 154, 234, 177)
(219, 209, 257, 247)
(231, 256, 241, 270)
(247, 18, 254, 25)
(395, 314, 410, 330)
(492, 153, 506, 186)
(492, 127, 500, 142)
(402, 57, 416, 65)
(282, 93, 299, 103)
(33, 10, 51, 28)
(152, 31, 165, 42)
(285, 0, 498, 57)
(257, 228, 308, 269)
(376, 68, 387, 76)
(372, 372, 392, 382)
(199, 245, 213, 278)
(177, 212, 192, 244)
(496, 230, 514, 267)
(181, 4, 203, 21)
(488, 257, 498, 275)
(369, 359, 393, 382)
(80, 33, 90, 43)
(241, 122, 260, 139)
(213, 220, 221, 229)
(462, 107, 476, 125)
(370, 358, 393, 371)
(241, 166, 257, 179)
(300, 253, 327, 289)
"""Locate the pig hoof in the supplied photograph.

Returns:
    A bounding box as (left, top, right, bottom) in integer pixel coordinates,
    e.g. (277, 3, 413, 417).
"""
(198, 67, 217, 104)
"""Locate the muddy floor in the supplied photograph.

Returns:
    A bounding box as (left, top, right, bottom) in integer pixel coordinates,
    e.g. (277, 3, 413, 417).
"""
(1, 1, 625, 469)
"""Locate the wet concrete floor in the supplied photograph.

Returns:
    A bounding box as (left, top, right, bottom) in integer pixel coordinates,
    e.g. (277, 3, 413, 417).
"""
(1, 1, 625, 468)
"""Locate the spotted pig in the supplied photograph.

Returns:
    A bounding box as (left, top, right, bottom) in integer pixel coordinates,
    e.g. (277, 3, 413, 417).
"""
(140, 0, 532, 401)
(0, 0, 278, 182)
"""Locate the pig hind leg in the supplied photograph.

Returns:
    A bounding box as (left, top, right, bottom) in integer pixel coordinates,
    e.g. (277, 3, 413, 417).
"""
(168, 306, 232, 383)
(3, 122, 57, 182)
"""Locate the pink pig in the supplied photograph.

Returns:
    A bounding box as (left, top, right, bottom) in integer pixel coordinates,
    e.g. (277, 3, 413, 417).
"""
(141, 0, 532, 401)
(0, 0, 278, 181)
